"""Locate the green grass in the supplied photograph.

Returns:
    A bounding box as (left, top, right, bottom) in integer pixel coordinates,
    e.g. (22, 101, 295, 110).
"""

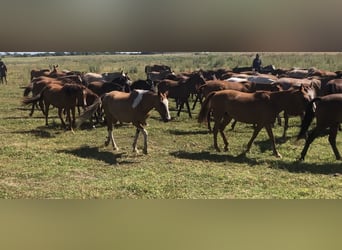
(0, 53, 341, 198)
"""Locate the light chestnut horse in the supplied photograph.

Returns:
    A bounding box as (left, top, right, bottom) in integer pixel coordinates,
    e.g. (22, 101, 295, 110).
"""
(198, 86, 312, 158)
(297, 94, 342, 160)
(77, 90, 171, 154)
(22, 83, 88, 130)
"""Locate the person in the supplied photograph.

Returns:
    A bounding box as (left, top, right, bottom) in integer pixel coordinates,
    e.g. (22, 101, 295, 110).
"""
(0, 59, 8, 84)
(252, 54, 262, 72)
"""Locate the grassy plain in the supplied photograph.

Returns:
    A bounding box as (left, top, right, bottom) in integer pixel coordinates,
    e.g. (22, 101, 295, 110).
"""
(0, 52, 341, 198)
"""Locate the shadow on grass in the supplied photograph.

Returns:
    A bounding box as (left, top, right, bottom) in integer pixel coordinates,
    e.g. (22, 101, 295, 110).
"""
(170, 150, 342, 175)
(269, 160, 342, 175)
(168, 128, 209, 136)
(58, 146, 135, 166)
(14, 129, 56, 138)
(11, 123, 65, 138)
(170, 150, 259, 165)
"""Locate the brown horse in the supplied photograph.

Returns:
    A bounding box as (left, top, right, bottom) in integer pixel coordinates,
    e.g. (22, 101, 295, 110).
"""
(22, 83, 88, 130)
(297, 94, 342, 160)
(77, 90, 171, 154)
(198, 86, 312, 158)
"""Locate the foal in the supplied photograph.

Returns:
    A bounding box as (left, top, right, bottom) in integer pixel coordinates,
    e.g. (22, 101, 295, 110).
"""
(77, 90, 171, 154)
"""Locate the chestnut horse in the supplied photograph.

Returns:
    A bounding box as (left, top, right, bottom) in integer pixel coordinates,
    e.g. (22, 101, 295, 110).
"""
(22, 83, 88, 130)
(77, 90, 171, 154)
(297, 94, 342, 160)
(198, 86, 312, 158)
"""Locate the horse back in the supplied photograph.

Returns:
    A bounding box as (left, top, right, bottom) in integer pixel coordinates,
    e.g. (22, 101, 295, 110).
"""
(102, 91, 149, 123)
(316, 94, 342, 124)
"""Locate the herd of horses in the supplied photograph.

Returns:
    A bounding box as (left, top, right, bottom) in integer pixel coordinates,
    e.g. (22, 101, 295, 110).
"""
(20, 63, 342, 161)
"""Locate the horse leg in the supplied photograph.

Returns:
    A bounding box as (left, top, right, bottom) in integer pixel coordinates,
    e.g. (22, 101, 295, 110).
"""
(281, 112, 289, 140)
(277, 113, 282, 126)
(299, 126, 322, 161)
(142, 127, 149, 154)
(71, 107, 76, 130)
(105, 117, 119, 151)
(58, 108, 67, 128)
(230, 119, 237, 131)
(243, 123, 263, 155)
(328, 124, 341, 160)
(176, 100, 183, 116)
(185, 100, 192, 118)
(219, 115, 232, 152)
(192, 93, 202, 110)
(44, 103, 50, 126)
(212, 119, 221, 152)
(265, 124, 282, 158)
(212, 114, 226, 152)
(29, 102, 35, 117)
(132, 127, 141, 153)
(39, 100, 45, 116)
(207, 111, 212, 132)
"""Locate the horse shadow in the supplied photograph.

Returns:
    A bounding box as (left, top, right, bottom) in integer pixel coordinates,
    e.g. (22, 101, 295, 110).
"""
(269, 160, 342, 175)
(13, 128, 56, 138)
(57, 145, 134, 166)
(168, 128, 209, 136)
(170, 150, 259, 165)
(170, 150, 342, 175)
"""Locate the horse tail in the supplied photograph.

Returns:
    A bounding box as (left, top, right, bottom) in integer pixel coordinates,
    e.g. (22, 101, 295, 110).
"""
(76, 96, 102, 128)
(297, 97, 321, 139)
(198, 91, 215, 123)
(21, 90, 44, 105)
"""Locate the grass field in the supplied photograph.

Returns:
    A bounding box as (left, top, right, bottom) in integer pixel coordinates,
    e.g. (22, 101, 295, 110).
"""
(0, 52, 341, 198)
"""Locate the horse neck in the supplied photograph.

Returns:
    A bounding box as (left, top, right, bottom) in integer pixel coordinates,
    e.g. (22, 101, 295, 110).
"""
(139, 92, 157, 113)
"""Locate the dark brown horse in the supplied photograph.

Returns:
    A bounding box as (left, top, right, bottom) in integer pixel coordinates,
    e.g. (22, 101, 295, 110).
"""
(0, 62, 7, 84)
(297, 94, 342, 160)
(198, 86, 312, 158)
(87, 75, 131, 96)
(77, 90, 171, 154)
(158, 71, 206, 118)
(322, 79, 342, 95)
(22, 83, 88, 130)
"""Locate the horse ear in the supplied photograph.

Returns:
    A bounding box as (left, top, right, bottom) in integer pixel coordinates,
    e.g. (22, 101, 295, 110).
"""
(159, 91, 168, 98)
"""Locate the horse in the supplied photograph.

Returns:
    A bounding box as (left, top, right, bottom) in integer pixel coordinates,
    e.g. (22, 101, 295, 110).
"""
(297, 94, 342, 160)
(22, 83, 88, 131)
(195, 80, 255, 130)
(198, 86, 312, 158)
(145, 64, 171, 74)
(77, 90, 171, 154)
(87, 75, 131, 96)
(158, 71, 206, 118)
(0, 63, 7, 84)
(23, 76, 78, 117)
(130, 79, 156, 92)
(321, 79, 342, 95)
